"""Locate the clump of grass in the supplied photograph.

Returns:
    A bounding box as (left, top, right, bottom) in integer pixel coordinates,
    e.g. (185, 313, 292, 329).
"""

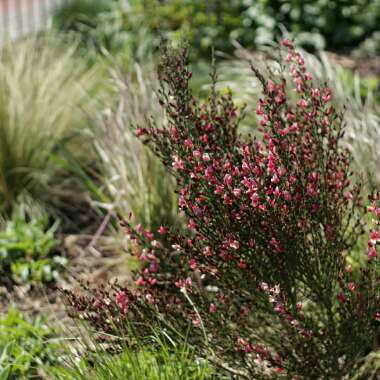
(47, 315, 212, 380)
(51, 344, 212, 380)
(0, 36, 98, 212)
(92, 63, 178, 231)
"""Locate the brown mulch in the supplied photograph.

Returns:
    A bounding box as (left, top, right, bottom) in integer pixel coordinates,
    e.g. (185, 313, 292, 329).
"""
(326, 53, 380, 77)
(0, 232, 133, 326)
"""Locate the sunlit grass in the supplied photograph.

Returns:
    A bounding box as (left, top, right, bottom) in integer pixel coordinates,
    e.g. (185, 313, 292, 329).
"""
(0, 36, 99, 212)
(91, 63, 178, 231)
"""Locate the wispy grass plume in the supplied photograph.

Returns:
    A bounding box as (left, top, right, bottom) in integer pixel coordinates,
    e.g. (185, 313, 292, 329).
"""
(92, 63, 178, 231)
(0, 36, 98, 212)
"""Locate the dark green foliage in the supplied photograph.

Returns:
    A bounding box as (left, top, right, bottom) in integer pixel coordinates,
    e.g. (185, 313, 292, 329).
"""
(52, 0, 116, 51)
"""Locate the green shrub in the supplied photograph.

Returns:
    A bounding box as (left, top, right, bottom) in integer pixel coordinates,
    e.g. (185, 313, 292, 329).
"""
(51, 0, 132, 56)
(65, 42, 380, 379)
(0, 308, 60, 379)
(0, 203, 64, 286)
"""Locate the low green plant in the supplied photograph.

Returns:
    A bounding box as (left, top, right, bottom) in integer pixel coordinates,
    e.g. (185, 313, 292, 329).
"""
(0, 203, 64, 286)
(0, 308, 60, 379)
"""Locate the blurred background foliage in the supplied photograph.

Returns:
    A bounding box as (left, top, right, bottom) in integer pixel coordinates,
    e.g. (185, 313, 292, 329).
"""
(53, 0, 380, 60)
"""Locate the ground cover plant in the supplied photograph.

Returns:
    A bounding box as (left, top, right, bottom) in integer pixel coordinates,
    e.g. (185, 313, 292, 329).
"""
(0, 308, 60, 379)
(0, 203, 64, 287)
(65, 40, 380, 379)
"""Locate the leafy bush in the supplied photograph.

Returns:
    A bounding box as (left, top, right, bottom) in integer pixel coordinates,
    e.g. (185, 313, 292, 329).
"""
(0, 203, 64, 286)
(52, 0, 117, 52)
(0, 308, 60, 379)
(53, 0, 380, 59)
(0, 36, 98, 212)
(65, 42, 380, 378)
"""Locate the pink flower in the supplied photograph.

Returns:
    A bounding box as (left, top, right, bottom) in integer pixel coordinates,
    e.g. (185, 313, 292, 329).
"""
(236, 337, 252, 353)
(189, 259, 198, 270)
(259, 282, 269, 292)
(145, 294, 155, 304)
(233, 188, 242, 198)
(266, 80, 276, 94)
(175, 279, 185, 289)
(337, 293, 347, 304)
(135, 128, 147, 137)
(297, 99, 308, 108)
(135, 277, 146, 286)
(347, 282, 357, 292)
(209, 303, 217, 314)
(282, 191, 291, 201)
(184, 138, 193, 148)
(203, 246, 213, 257)
(115, 291, 129, 314)
(370, 231, 380, 241)
(274, 302, 286, 314)
(92, 298, 103, 310)
(204, 123, 213, 132)
(202, 153, 211, 161)
(219, 250, 231, 261)
(344, 191, 353, 200)
(224, 174, 233, 187)
(281, 38, 293, 48)
(192, 150, 201, 159)
(322, 88, 332, 102)
(368, 246, 377, 261)
(170, 127, 178, 140)
(158, 225, 168, 235)
(172, 155, 184, 170)
(229, 240, 240, 250)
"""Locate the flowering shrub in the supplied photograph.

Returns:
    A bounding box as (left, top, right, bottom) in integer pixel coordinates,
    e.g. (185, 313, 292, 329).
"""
(65, 41, 380, 379)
